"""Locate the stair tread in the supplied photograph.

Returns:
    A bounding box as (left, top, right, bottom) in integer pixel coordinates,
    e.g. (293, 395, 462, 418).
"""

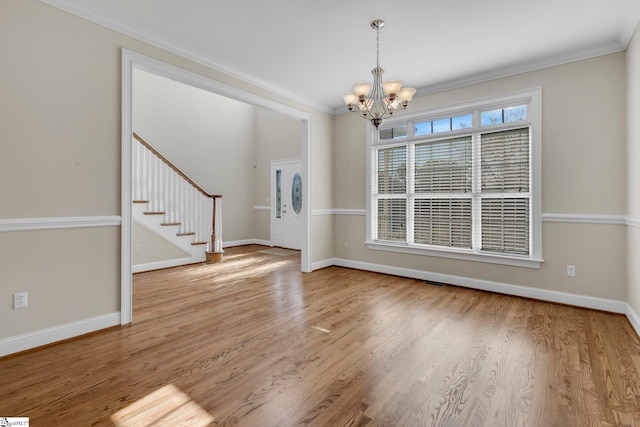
(191, 241, 207, 246)
(177, 232, 195, 236)
(144, 211, 166, 215)
(133, 200, 149, 204)
(161, 223, 181, 226)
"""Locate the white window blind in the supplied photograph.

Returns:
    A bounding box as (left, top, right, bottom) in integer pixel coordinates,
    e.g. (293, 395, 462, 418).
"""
(415, 199, 472, 248)
(378, 199, 406, 241)
(481, 128, 529, 193)
(376, 147, 407, 242)
(377, 147, 407, 194)
(480, 128, 530, 255)
(415, 137, 472, 193)
(481, 198, 529, 255)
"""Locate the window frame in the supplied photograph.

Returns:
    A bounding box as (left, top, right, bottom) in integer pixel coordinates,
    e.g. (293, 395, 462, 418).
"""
(365, 88, 543, 268)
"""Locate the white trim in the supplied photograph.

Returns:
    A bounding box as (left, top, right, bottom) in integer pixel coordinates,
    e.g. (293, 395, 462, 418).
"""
(0, 212, 629, 232)
(542, 213, 627, 224)
(366, 241, 543, 268)
(321, 210, 633, 223)
(311, 258, 336, 270)
(334, 209, 367, 216)
(627, 216, 640, 228)
(312, 209, 334, 216)
(0, 216, 121, 232)
(411, 43, 624, 102)
(626, 304, 640, 338)
(223, 239, 271, 248)
(0, 312, 120, 358)
(132, 257, 197, 274)
(325, 258, 626, 313)
(312, 209, 366, 216)
(40, 0, 330, 114)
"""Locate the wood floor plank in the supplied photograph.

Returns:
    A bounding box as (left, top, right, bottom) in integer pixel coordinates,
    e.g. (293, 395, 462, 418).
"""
(1, 244, 640, 426)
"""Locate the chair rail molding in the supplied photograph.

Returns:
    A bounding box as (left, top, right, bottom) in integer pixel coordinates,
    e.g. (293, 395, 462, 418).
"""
(0, 216, 121, 232)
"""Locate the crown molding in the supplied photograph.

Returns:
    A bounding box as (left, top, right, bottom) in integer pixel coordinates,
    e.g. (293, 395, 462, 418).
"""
(40, 0, 331, 115)
(415, 41, 625, 99)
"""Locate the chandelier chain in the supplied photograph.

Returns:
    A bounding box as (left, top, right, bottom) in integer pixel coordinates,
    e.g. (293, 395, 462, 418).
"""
(376, 25, 380, 69)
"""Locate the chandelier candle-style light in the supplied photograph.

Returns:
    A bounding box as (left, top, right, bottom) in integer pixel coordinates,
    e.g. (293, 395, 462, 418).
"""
(343, 19, 416, 128)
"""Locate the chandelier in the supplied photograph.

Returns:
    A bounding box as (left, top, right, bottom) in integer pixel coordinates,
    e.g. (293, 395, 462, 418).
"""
(342, 20, 416, 129)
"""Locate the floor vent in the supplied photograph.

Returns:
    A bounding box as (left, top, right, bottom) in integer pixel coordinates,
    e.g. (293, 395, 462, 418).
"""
(422, 280, 447, 287)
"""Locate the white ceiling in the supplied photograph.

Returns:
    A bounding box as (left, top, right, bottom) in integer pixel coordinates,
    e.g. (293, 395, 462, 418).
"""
(44, 0, 640, 113)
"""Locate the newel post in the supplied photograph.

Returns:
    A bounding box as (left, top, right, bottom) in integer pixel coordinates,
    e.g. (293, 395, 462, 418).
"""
(206, 195, 223, 263)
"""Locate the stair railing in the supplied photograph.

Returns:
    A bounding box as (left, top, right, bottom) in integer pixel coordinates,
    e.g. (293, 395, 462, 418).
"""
(132, 132, 222, 259)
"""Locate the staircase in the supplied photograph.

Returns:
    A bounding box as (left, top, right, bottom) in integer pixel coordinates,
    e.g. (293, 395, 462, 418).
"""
(132, 132, 222, 272)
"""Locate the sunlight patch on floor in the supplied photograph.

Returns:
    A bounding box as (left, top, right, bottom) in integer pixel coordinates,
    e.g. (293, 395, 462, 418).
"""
(111, 384, 214, 427)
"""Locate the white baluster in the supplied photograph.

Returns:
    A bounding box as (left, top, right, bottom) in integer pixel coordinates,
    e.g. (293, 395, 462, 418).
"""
(215, 198, 223, 253)
(141, 146, 149, 202)
(132, 139, 139, 200)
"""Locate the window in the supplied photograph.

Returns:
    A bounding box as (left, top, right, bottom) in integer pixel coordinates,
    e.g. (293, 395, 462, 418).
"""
(367, 88, 542, 268)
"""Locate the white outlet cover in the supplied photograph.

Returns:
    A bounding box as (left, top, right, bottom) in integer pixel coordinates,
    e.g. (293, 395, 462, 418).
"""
(14, 291, 28, 309)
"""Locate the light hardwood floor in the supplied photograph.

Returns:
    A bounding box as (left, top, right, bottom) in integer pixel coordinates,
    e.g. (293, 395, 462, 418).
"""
(2, 244, 640, 426)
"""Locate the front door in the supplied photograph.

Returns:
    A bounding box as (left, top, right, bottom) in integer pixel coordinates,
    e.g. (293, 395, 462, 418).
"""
(271, 160, 302, 250)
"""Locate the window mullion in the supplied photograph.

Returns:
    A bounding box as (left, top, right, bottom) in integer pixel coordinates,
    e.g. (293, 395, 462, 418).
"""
(472, 115, 482, 251)
(407, 144, 415, 245)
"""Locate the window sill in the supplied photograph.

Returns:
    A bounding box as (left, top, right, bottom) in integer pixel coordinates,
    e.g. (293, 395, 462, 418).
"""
(365, 241, 543, 269)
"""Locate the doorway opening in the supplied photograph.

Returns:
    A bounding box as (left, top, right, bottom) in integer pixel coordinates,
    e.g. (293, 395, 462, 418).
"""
(121, 49, 312, 325)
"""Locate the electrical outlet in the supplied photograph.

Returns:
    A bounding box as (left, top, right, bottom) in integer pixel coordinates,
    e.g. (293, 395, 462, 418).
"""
(567, 265, 576, 277)
(134, 244, 141, 253)
(14, 291, 28, 309)
(343, 241, 349, 250)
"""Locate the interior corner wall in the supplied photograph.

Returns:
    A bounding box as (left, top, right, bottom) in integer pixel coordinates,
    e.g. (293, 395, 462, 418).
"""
(627, 21, 640, 316)
(333, 52, 627, 302)
(0, 0, 334, 348)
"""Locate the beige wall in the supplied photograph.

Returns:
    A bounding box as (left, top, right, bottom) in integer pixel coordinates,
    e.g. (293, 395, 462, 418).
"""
(132, 221, 189, 265)
(254, 108, 302, 241)
(333, 53, 628, 301)
(0, 228, 120, 337)
(627, 22, 640, 315)
(0, 0, 333, 341)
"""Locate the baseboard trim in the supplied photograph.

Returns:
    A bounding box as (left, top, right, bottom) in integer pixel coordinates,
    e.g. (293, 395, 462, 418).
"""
(223, 239, 271, 248)
(316, 257, 626, 314)
(0, 312, 120, 358)
(311, 258, 336, 270)
(626, 304, 640, 337)
(132, 256, 203, 273)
